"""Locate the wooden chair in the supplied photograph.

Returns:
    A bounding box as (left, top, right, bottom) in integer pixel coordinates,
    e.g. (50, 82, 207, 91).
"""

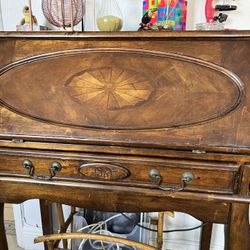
(38, 203, 167, 249)
(39, 203, 212, 250)
(34, 233, 158, 250)
(149, 212, 213, 250)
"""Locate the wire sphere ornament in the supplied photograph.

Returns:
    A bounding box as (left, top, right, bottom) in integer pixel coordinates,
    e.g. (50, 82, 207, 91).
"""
(42, 0, 84, 28)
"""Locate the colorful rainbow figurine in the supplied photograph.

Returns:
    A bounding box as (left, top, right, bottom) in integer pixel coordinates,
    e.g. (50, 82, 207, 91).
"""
(140, 8, 158, 29)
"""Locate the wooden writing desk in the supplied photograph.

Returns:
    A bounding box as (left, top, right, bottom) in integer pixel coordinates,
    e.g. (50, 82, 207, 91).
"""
(0, 31, 249, 249)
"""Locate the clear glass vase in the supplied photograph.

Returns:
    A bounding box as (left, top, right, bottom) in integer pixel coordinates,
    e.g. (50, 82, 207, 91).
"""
(97, 0, 123, 32)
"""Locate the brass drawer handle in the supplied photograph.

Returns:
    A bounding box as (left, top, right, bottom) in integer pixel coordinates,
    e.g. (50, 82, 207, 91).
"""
(149, 169, 194, 192)
(22, 160, 62, 181)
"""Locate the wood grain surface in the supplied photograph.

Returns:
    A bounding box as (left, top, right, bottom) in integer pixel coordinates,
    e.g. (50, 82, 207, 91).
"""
(0, 32, 249, 250)
(0, 48, 243, 130)
(0, 32, 249, 153)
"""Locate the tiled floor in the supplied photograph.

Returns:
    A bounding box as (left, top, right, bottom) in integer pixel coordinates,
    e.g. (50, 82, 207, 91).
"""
(7, 235, 23, 250)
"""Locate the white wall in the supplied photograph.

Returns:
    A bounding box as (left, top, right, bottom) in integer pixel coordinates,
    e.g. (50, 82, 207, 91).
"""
(0, 0, 3, 30)
(1, 0, 250, 31)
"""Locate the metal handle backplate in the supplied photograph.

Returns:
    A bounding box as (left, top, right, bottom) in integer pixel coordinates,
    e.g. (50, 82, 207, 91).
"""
(149, 169, 194, 192)
(22, 160, 62, 180)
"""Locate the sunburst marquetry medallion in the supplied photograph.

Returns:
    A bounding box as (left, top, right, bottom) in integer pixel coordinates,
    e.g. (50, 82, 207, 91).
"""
(66, 67, 154, 110)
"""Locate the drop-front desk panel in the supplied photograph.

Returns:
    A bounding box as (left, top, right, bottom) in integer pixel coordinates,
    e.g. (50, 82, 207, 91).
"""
(0, 32, 249, 249)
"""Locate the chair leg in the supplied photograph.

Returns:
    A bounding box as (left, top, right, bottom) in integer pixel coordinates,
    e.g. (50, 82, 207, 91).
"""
(47, 241, 54, 250)
(157, 212, 164, 250)
(40, 200, 53, 250)
(54, 203, 76, 249)
(0, 203, 8, 250)
(200, 222, 213, 250)
(56, 203, 68, 249)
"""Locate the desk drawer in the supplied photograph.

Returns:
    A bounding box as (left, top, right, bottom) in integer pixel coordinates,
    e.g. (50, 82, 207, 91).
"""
(0, 151, 239, 194)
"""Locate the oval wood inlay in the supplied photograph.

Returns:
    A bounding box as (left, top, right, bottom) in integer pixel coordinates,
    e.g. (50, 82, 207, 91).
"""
(0, 48, 244, 130)
(79, 163, 130, 180)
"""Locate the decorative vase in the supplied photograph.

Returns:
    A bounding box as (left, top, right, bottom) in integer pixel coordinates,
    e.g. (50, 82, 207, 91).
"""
(97, 0, 123, 32)
(42, 0, 85, 29)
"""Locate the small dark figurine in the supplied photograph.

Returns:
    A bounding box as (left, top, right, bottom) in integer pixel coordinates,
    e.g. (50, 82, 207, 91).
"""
(214, 13, 228, 23)
(20, 6, 38, 26)
(215, 4, 237, 11)
(139, 8, 158, 29)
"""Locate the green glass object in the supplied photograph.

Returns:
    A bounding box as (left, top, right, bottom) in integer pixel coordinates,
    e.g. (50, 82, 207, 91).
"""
(97, 0, 123, 32)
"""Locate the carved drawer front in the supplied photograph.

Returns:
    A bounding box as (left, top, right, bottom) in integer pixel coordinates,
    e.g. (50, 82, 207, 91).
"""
(0, 151, 239, 194)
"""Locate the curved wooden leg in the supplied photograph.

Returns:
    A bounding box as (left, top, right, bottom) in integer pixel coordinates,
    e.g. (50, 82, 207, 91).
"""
(200, 222, 213, 250)
(227, 203, 250, 250)
(0, 203, 8, 250)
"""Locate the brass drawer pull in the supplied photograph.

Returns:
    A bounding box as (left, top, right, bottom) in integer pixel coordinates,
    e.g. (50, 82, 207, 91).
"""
(22, 160, 62, 180)
(149, 169, 194, 192)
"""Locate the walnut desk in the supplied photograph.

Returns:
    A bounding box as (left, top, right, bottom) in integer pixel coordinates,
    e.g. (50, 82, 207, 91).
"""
(0, 32, 249, 249)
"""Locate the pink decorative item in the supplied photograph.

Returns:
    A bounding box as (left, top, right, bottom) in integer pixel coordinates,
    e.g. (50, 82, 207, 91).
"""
(205, 0, 214, 22)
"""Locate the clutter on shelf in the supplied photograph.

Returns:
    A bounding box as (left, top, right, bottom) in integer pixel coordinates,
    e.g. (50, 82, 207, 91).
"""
(200, 0, 238, 30)
(42, 0, 85, 30)
(16, 1, 48, 31)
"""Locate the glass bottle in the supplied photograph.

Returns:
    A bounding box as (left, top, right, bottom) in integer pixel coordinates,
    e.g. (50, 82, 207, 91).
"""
(97, 0, 123, 32)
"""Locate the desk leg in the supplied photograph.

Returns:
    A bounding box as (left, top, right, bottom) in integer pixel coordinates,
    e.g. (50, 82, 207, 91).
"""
(200, 222, 212, 250)
(40, 200, 53, 250)
(227, 203, 250, 250)
(0, 203, 8, 250)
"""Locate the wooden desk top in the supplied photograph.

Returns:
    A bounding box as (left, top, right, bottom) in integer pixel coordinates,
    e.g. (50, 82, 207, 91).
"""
(0, 31, 249, 154)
